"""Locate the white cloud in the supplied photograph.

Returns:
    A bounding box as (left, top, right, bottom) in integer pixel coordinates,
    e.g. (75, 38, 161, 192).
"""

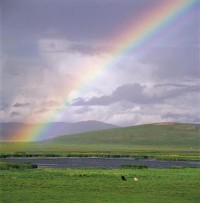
(38, 38, 157, 101)
(2, 36, 199, 125)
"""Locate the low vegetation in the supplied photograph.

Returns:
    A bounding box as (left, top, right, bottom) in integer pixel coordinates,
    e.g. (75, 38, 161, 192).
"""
(0, 151, 199, 161)
(0, 168, 199, 203)
(119, 164, 148, 169)
(0, 123, 199, 160)
(0, 123, 199, 202)
(0, 161, 38, 170)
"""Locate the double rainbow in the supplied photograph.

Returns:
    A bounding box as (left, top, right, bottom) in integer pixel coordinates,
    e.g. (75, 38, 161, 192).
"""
(12, 0, 198, 141)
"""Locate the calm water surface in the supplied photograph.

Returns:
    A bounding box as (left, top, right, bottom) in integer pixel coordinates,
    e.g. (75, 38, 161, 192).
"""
(1, 157, 199, 169)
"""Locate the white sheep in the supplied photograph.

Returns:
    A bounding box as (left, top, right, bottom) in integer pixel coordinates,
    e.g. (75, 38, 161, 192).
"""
(134, 177, 138, 181)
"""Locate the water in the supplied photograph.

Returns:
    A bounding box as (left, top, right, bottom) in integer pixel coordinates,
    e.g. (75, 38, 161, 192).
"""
(1, 157, 199, 169)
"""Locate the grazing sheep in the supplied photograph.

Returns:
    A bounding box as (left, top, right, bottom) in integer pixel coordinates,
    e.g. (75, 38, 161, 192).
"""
(121, 175, 126, 181)
(134, 177, 138, 181)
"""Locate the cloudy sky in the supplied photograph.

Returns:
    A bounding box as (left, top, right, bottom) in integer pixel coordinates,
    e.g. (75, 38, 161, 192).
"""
(1, 0, 199, 126)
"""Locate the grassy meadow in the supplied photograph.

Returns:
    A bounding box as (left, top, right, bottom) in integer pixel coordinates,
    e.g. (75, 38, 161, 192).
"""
(1, 123, 199, 161)
(0, 123, 199, 203)
(1, 168, 200, 203)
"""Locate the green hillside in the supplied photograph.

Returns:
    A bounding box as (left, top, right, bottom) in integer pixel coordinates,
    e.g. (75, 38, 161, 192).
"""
(1, 123, 199, 160)
(49, 122, 199, 150)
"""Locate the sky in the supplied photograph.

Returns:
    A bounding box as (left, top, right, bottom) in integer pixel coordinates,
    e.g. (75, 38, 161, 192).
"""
(1, 0, 200, 126)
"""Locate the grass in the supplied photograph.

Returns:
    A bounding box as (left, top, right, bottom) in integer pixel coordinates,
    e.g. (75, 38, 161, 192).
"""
(0, 161, 38, 170)
(119, 164, 148, 169)
(48, 123, 200, 149)
(0, 123, 199, 160)
(0, 150, 199, 161)
(0, 168, 199, 203)
(1, 123, 199, 202)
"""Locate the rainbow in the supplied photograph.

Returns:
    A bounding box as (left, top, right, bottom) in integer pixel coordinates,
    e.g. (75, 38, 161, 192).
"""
(12, 0, 198, 141)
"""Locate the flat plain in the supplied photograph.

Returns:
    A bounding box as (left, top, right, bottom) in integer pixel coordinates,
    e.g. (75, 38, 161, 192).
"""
(1, 168, 200, 203)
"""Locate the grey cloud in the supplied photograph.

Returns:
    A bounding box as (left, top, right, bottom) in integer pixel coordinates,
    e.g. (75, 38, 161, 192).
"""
(34, 108, 50, 114)
(75, 96, 113, 106)
(3, 0, 193, 58)
(75, 107, 93, 114)
(2, 0, 157, 41)
(1, 58, 45, 106)
(72, 83, 199, 106)
(41, 42, 111, 55)
(69, 44, 110, 55)
(154, 84, 199, 100)
(154, 83, 199, 88)
(162, 112, 200, 124)
(142, 47, 200, 81)
(2, 0, 198, 59)
(73, 84, 145, 106)
(40, 100, 59, 107)
(1, 0, 199, 125)
(34, 100, 60, 114)
(10, 111, 21, 117)
(73, 84, 148, 106)
(13, 103, 30, 108)
(0, 102, 9, 111)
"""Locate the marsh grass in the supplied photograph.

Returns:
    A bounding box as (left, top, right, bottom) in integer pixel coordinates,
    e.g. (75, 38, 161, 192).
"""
(120, 164, 148, 169)
(0, 151, 199, 161)
(0, 161, 38, 170)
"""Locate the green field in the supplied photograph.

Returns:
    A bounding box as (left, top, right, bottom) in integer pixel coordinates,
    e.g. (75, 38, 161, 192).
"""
(1, 123, 199, 202)
(1, 123, 199, 160)
(1, 168, 199, 203)
(50, 123, 200, 149)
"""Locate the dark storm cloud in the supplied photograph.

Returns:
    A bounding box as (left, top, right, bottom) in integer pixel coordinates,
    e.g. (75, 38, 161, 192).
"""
(2, 0, 198, 57)
(2, 0, 157, 39)
(2, 0, 198, 54)
(72, 83, 199, 106)
(1, 0, 165, 57)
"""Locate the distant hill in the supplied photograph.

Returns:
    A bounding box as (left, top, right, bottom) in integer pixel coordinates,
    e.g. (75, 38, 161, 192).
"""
(0, 121, 119, 141)
(47, 122, 200, 150)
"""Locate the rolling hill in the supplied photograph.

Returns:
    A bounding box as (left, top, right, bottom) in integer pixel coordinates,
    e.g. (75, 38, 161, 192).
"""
(46, 122, 200, 150)
(0, 121, 118, 141)
(1, 123, 199, 155)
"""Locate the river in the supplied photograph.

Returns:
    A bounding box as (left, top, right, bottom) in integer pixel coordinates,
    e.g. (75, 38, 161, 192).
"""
(1, 157, 199, 169)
